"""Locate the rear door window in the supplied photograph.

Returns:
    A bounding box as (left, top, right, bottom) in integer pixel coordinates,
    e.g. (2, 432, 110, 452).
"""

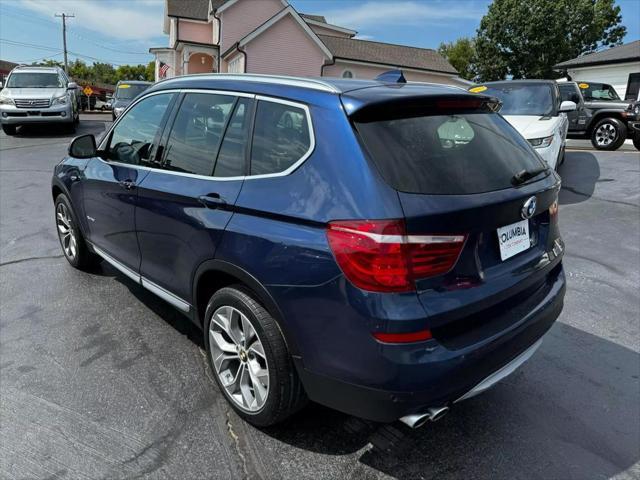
(161, 93, 235, 176)
(250, 100, 311, 176)
(355, 112, 545, 195)
(213, 98, 252, 177)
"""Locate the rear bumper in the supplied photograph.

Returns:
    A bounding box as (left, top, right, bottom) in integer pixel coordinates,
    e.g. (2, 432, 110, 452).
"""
(295, 264, 565, 423)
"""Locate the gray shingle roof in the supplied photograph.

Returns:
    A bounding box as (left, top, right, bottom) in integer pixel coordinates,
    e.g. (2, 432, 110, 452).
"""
(554, 40, 640, 69)
(300, 13, 327, 23)
(167, 0, 225, 20)
(317, 35, 458, 75)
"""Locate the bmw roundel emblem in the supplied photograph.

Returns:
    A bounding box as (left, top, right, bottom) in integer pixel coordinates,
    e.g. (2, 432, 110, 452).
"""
(521, 196, 537, 219)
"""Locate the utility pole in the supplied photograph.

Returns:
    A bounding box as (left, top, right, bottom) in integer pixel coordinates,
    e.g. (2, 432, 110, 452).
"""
(55, 13, 74, 73)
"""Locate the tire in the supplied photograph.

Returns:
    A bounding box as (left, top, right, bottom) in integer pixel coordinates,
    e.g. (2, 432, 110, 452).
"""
(54, 193, 101, 269)
(633, 135, 640, 151)
(590, 117, 626, 151)
(2, 124, 16, 135)
(204, 286, 307, 427)
(555, 146, 565, 170)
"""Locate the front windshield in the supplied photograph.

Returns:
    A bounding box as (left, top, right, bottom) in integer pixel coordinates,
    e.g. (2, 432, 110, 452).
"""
(115, 84, 149, 100)
(7, 72, 64, 88)
(475, 84, 554, 116)
(578, 82, 621, 101)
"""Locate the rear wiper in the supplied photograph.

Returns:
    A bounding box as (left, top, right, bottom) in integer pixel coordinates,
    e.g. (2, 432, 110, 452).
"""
(511, 166, 549, 185)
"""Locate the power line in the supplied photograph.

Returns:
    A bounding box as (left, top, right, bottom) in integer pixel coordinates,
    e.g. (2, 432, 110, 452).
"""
(0, 38, 61, 53)
(1, 38, 131, 66)
(1, 7, 149, 56)
(17, 52, 64, 65)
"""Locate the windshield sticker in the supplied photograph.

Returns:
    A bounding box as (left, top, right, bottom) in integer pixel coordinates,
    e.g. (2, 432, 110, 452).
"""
(578, 83, 589, 89)
(119, 84, 131, 89)
(469, 86, 487, 93)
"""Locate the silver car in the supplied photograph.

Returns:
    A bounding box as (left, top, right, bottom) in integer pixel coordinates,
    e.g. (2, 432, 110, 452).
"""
(0, 65, 79, 135)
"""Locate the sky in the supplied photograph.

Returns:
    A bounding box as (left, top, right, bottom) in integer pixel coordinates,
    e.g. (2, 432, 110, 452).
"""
(0, 0, 638, 67)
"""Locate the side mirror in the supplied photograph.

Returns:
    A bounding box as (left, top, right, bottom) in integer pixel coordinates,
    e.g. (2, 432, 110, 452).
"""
(559, 100, 577, 113)
(67, 81, 78, 90)
(69, 134, 97, 158)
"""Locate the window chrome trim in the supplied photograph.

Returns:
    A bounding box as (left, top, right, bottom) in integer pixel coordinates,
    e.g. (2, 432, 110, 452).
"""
(97, 88, 316, 182)
(92, 244, 191, 313)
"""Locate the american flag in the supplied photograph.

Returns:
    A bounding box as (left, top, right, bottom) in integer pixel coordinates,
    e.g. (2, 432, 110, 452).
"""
(159, 62, 170, 78)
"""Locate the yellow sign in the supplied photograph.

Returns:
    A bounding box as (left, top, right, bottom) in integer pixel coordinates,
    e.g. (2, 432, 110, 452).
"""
(83, 86, 93, 96)
(119, 84, 131, 89)
(578, 83, 589, 89)
(469, 85, 488, 93)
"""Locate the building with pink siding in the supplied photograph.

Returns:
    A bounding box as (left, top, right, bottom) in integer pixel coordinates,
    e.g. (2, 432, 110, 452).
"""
(150, 0, 469, 87)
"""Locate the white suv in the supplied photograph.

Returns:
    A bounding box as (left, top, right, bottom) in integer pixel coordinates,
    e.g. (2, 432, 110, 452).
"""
(0, 65, 79, 135)
(469, 80, 576, 170)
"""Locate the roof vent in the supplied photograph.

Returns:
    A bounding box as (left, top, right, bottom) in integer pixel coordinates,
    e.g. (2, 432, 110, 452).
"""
(375, 70, 407, 84)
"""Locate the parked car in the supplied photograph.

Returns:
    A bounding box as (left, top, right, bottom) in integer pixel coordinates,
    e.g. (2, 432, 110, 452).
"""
(111, 80, 151, 120)
(469, 80, 575, 170)
(93, 98, 111, 111)
(0, 65, 79, 135)
(626, 100, 640, 150)
(52, 74, 565, 428)
(557, 80, 636, 150)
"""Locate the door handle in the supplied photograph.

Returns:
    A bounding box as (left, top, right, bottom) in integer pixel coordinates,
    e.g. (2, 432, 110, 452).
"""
(198, 193, 227, 209)
(119, 179, 136, 190)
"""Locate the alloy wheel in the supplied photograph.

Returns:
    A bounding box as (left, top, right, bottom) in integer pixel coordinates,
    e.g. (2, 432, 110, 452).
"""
(56, 202, 77, 260)
(595, 123, 617, 147)
(209, 305, 269, 412)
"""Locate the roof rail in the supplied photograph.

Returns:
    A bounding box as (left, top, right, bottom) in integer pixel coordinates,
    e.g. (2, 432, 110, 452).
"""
(161, 73, 340, 94)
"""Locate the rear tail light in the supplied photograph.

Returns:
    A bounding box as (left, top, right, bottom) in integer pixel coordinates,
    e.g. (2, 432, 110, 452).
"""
(326, 220, 466, 293)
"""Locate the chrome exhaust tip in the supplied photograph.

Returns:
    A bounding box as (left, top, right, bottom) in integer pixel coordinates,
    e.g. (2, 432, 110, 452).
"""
(399, 406, 449, 429)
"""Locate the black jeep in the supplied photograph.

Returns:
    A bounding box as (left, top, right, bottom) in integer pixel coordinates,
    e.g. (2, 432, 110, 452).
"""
(557, 81, 637, 150)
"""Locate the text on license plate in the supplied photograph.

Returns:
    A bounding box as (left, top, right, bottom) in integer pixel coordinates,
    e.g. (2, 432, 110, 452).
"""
(497, 219, 530, 261)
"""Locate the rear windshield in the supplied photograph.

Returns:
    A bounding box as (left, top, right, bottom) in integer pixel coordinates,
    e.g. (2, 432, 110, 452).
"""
(475, 84, 554, 116)
(115, 84, 149, 100)
(7, 72, 64, 88)
(355, 112, 545, 195)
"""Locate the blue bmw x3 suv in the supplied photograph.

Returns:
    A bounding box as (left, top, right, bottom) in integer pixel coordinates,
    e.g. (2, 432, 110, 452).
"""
(52, 73, 565, 428)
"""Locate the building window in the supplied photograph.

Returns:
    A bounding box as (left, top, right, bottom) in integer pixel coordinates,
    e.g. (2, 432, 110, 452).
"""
(228, 55, 244, 74)
(342, 70, 354, 79)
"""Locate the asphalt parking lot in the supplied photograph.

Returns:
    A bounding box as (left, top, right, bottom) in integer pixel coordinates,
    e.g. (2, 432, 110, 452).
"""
(1, 115, 639, 480)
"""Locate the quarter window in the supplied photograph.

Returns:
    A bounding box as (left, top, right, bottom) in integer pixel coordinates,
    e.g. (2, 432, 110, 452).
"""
(162, 93, 235, 176)
(107, 93, 175, 165)
(250, 101, 311, 176)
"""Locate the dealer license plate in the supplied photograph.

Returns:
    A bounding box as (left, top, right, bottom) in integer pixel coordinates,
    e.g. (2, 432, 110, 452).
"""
(497, 219, 531, 261)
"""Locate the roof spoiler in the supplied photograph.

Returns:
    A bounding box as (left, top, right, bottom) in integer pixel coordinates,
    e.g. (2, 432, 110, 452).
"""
(375, 69, 406, 84)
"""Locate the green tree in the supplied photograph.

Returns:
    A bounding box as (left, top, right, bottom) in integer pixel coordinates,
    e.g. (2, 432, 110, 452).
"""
(475, 0, 626, 81)
(145, 61, 155, 82)
(91, 62, 117, 84)
(438, 37, 477, 81)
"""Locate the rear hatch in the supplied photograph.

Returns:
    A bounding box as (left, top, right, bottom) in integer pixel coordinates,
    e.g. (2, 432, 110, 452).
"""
(348, 88, 563, 348)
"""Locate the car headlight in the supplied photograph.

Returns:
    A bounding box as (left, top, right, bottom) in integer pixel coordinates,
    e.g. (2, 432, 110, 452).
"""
(0, 94, 14, 105)
(528, 135, 554, 148)
(51, 95, 68, 106)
